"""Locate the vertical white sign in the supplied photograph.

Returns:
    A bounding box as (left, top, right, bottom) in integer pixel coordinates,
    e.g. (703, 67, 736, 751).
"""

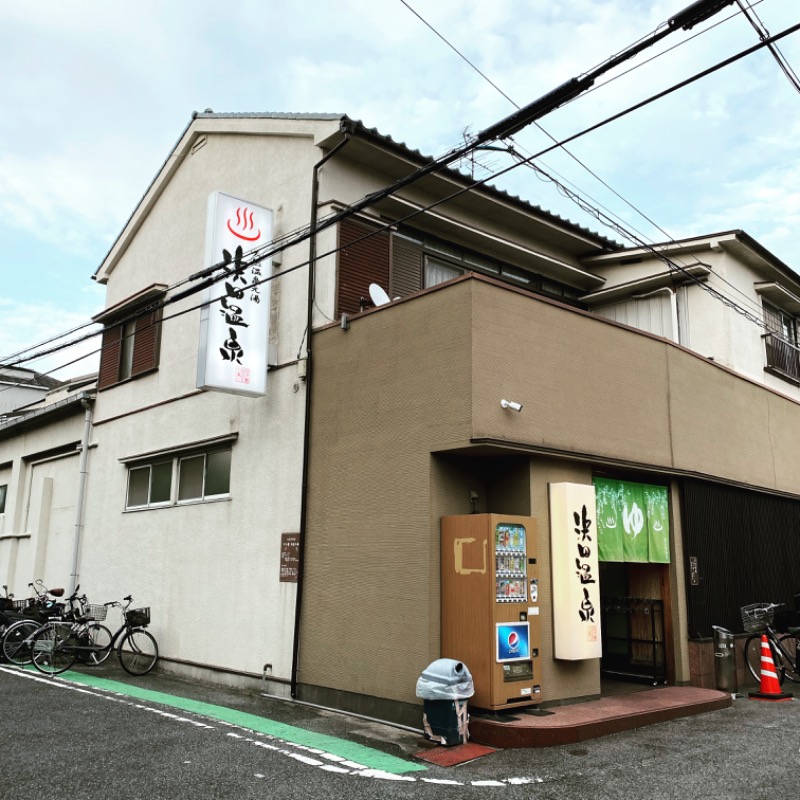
(197, 191, 273, 396)
(549, 482, 602, 660)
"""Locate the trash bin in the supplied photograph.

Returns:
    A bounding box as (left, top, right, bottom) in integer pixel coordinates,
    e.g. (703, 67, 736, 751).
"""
(712, 626, 738, 694)
(416, 658, 474, 746)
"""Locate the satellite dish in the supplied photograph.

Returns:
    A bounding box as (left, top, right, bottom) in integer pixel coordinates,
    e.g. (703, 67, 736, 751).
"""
(369, 283, 391, 307)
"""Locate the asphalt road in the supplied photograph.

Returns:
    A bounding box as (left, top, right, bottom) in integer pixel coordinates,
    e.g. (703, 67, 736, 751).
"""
(2, 663, 799, 800)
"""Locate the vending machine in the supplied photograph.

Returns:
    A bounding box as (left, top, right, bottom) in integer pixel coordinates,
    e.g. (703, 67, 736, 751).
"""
(440, 514, 540, 711)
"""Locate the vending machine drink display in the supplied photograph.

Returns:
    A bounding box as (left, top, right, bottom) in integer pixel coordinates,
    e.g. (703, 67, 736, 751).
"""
(441, 514, 540, 711)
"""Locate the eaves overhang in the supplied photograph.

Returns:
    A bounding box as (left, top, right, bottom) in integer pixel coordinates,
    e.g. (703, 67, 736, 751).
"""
(94, 111, 620, 284)
(581, 230, 800, 296)
(580, 265, 711, 306)
(92, 283, 169, 323)
(754, 282, 800, 315)
(0, 391, 95, 440)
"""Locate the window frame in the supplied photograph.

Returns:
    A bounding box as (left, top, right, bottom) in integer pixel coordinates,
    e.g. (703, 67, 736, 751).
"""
(124, 445, 233, 511)
(423, 256, 465, 289)
(94, 284, 167, 391)
(762, 299, 800, 385)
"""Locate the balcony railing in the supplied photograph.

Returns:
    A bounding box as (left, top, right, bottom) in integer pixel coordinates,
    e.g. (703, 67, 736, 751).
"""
(764, 332, 800, 383)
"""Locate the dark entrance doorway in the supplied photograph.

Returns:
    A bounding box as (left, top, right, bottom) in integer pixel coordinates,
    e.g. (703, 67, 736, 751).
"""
(599, 561, 671, 686)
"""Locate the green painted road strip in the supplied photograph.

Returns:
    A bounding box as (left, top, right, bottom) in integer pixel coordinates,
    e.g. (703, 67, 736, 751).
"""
(57, 670, 427, 775)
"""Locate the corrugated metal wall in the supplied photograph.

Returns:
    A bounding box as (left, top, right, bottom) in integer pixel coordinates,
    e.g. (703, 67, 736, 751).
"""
(681, 479, 800, 637)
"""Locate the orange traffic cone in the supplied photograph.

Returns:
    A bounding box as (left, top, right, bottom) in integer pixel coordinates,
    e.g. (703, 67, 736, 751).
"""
(749, 635, 793, 701)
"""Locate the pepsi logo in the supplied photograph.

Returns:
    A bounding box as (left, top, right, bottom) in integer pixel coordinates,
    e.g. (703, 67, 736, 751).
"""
(508, 631, 519, 650)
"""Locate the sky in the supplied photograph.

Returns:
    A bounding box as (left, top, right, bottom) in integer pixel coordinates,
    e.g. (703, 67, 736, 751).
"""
(2, 0, 800, 379)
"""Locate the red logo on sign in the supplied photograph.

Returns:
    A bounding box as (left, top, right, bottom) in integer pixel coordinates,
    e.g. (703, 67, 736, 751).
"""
(226, 207, 261, 241)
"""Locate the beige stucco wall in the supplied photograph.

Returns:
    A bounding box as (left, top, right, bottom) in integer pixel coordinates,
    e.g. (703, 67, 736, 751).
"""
(0, 409, 88, 593)
(80, 123, 344, 680)
(303, 275, 800, 709)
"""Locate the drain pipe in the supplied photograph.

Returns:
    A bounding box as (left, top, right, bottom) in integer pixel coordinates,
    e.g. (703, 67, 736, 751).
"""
(69, 393, 94, 595)
(631, 287, 680, 345)
(290, 121, 355, 699)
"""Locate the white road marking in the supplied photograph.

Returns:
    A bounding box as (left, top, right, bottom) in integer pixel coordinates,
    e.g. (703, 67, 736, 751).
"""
(0, 664, 551, 788)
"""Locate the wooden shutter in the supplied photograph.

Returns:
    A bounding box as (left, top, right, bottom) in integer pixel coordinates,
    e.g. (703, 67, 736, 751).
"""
(131, 309, 162, 377)
(390, 235, 423, 298)
(97, 323, 122, 390)
(97, 306, 162, 389)
(337, 218, 390, 316)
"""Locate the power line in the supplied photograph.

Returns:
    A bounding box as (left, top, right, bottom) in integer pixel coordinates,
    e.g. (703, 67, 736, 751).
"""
(398, 0, 793, 330)
(4, 1, 747, 372)
(398, 0, 759, 307)
(8, 11, 799, 376)
(735, 0, 800, 94)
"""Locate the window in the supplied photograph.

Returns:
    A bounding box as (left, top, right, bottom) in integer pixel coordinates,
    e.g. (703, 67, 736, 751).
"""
(119, 320, 137, 382)
(178, 450, 231, 502)
(126, 461, 172, 508)
(764, 301, 797, 345)
(0, 484, 6, 514)
(424, 257, 464, 288)
(763, 301, 800, 383)
(337, 217, 583, 314)
(94, 284, 167, 390)
(125, 447, 232, 510)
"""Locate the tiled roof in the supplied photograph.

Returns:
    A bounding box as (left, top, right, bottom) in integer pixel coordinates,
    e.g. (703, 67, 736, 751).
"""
(96, 110, 621, 277)
(191, 112, 620, 250)
(0, 368, 62, 390)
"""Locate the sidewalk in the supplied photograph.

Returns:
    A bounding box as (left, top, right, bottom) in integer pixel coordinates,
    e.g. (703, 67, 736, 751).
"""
(469, 685, 732, 748)
(68, 659, 737, 752)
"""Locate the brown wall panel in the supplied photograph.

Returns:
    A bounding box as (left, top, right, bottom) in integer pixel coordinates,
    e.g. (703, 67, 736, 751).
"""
(302, 275, 800, 708)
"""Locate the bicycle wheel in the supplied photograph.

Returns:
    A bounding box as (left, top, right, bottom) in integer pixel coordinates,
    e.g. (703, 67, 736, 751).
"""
(118, 629, 158, 676)
(75, 623, 113, 666)
(2, 620, 39, 665)
(30, 624, 76, 676)
(778, 634, 800, 683)
(744, 634, 785, 685)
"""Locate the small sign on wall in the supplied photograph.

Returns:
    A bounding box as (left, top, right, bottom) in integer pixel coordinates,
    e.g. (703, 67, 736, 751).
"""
(549, 482, 602, 660)
(280, 533, 300, 582)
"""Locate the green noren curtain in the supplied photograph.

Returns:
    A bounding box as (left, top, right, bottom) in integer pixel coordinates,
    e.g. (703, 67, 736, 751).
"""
(594, 478, 670, 564)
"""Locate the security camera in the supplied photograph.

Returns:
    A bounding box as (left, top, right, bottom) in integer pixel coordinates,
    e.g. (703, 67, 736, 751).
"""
(501, 399, 523, 412)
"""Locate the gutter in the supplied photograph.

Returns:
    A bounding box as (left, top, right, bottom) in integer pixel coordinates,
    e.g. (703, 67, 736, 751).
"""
(290, 120, 355, 698)
(0, 390, 95, 437)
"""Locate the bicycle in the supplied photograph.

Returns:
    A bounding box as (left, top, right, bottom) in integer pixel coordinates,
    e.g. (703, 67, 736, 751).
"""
(1, 582, 70, 665)
(742, 602, 800, 685)
(28, 595, 158, 677)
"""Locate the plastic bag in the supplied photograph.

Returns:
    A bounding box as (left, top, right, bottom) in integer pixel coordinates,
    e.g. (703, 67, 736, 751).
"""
(415, 659, 474, 700)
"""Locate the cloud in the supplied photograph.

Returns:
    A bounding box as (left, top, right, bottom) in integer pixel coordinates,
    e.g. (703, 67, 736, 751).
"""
(0, 299, 102, 380)
(3, 0, 800, 361)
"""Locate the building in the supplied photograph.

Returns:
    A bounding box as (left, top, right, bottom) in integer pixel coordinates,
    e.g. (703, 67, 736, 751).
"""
(0, 375, 94, 576)
(0, 367, 63, 419)
(2, 112, 800, 725)
(583, 230, 800, 400)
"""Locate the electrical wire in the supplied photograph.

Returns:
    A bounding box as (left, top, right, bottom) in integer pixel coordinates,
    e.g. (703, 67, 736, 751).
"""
(7, 15, 800, 375)
(0, 3, 756, 369)
(735, 0, 800, 94)
(399, 0, 773, 322)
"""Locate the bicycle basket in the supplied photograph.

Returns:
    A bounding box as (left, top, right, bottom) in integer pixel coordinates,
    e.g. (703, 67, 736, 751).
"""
(126, 607, 150, 627)
(741, 603, 774, 633)
(83, 604, 108, 621)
